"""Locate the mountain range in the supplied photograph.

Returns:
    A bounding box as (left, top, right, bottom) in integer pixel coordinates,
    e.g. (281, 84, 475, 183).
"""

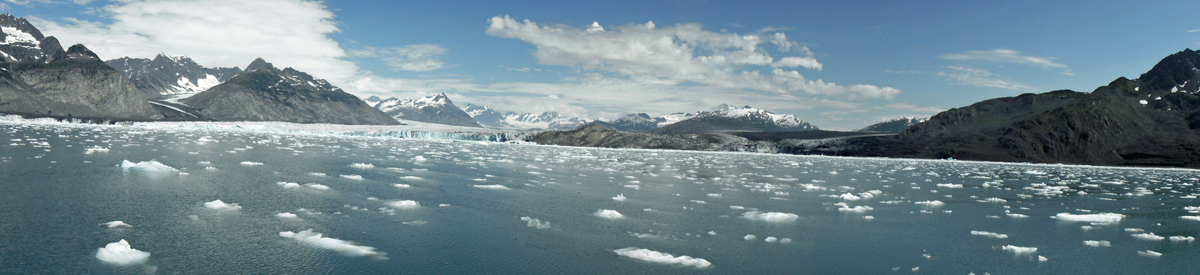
(364, 93, 480, 127)
(106, 54, 241, 100)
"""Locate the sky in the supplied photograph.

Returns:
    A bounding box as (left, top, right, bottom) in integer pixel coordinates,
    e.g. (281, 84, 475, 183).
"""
(5, 0, 1200, 130)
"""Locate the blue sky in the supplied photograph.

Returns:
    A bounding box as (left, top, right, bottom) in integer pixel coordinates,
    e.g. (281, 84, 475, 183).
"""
(7, 0, 1200, 130)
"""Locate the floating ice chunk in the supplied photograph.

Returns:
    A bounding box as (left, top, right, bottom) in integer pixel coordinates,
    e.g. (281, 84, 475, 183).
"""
(936, 183, 963, 188)
(1006, 212, 1029, 218)
(400, 176, 423, 180)
(915, 200, 945, 207)
(612, 194, 627, 201)
(970, 231, 1009, 239)
(839, 193, 861, 201)
(308, 172, 326, 177)
(1168, 236, 1194, 242)
(1138, 250, 1162, 257)
(978, 198, 1007, 203)
(742, 211, 799, 222)
(240, 161, 263, 166)
(1083, 240, 1111, 247)
(612, 247, 711, 269)
(277, 182, 300, 188)
(279, 229, 387, 260)
(780, 238, 793, 244)
(834, 202, 874, 213)
(1001, 245, 1037, 255)
(101, 221, 132, 228)
(96, 239, 150, 265)
(730, 205, 744, 210)
(744, 234, 757, 241)
(304, 183, 330, 190)
(349, 163, 374, 169)
(595, 209, 624, 219)
(276, 212, 298, 219)
(340, 174, 363, 180)
(764, 237, 778, 243)
(1125, 228, 1144, 232)
(1132, 232, 1165, 241)
(1038, 255, 1048, 262)
(388, 200, 420, 209)
(520, 216, 551, 229)
(1180, 216, 1200, 221)
(413, 156, 426, 162)
(402, 220, 427, 225)
(1054, 213, 1124, 223)
(120, 160, 178, 174)
(394, 184, 411, 188)
(203, 200, 241, 211)
(473, 184, 510, 190)
(84, 146, 109, 154)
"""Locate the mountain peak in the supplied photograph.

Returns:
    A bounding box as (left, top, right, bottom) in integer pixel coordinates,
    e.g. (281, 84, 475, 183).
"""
(1138, 48, 1200, 92)
(245, 58, 274, 72)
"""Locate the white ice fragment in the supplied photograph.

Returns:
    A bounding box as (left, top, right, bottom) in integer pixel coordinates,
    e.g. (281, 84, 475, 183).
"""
(1054, 213, 1124, 223)
(1083, 240, 1111, 247)
(308, 172, 326, 177)
(340, 174, 363, 180)
(203, 200, 241, 211)
(520, 216, 551, 229)
(276, 212, 298, 219)
(240, 161, 263, 166)
(277, 182, 300, 188)
(1132, 232, 1165, 241)
(84, 146, 109, 154)
(304, 183, 330, 190)
(96, 239, 150, 265)
(279, 229, 386, 260)
(1125, 228, 1144, 232)
(394, 184, 411, 188)
(915, 200, 945, 207)
(970, 231, 1009, 239)
(120, 160, 178, 174)
(936, 183, 963, 188)
(1168, 236, 1194, 242)
(612, 194, 627, 201)
(742, 211, 799, 222)
(473, 184, 510, 190)
(612, 247, 711, 268)
(839, 193, 861, 201)
(779, 238, 793, 244)
(1001, 245, 1037, 255)
(388, 200, 420, 209)
(764, 237, 778, 243)
(1138, 250, 1162, 257)
(744, 234, 757, 241)
(101, 221, 132, 228)
(594, 209, 624, 219)
(1180, 216, 1200, 221)
(1038, 255, 1048, 262)
(349, 163, 374, 169)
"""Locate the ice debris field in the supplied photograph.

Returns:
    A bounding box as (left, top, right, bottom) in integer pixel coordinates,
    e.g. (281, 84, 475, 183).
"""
(1, 116, 1199, 274)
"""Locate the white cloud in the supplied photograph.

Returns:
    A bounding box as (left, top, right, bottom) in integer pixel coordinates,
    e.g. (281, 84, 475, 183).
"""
(485, 15, 894, 99)
(30, 0, 359, 83)
(352, 44, 448, 72)
(936, 66, 1036, 91)
(942, 48, 1071, 75)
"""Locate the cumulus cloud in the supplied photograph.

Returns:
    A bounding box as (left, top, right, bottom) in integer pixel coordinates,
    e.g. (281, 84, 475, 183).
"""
(485, 15, 896, 100)
(30, 0, 358, 82)
(351, 44, 448, 72)
(612, 247, 712, 268)
(936, 66, 1037, 91)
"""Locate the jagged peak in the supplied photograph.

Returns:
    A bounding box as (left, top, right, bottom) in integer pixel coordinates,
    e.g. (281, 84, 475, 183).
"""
(1138, 48, 1200, 92)
(245, 57, 274, 72)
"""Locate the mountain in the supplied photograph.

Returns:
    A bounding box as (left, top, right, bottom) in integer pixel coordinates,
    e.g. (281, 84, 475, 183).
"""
(789, 48, 1200, 167)
(602, 113, 661, 132)
(456, 103, 585, 130)
(650, 104, 818, 134)
(364, 93, 479, 127)
(0, 14, 159, 120)
(857, 117, 928, 133)
(105, 54, 241, 100)
(182, 58, 397, 125)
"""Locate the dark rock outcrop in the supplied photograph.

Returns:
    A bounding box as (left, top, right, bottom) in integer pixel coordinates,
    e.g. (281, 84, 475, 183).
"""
(0, 14, 159, 120)
(182, 58, 398, 125)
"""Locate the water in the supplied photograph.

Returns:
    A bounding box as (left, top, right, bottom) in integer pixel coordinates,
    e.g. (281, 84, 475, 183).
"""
(2, 120, 1199, 274)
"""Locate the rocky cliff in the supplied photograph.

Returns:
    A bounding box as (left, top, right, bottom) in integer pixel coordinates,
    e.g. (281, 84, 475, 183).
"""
(183, 58, 398, 125)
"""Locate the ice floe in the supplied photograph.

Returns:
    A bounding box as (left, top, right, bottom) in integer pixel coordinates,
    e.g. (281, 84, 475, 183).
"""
(388, 200, 420, 209)
(594, 209, 624, 219)
(276, 212, 298, 219)
(742, 211, 799, 222)
(277, 182, 300, 189)
(1083, 240, 1111, 247)
(349, 163, 374, 169)
(304, 183, 330, 190)
(101, 221, 132, 228)
(520, 216, 551, 229)
(1054, 213, 1124, 223)
(202, 200, 241, 211)
(239, 161, 263, 166)
(612, 194, 626, 201)
(120, 160, 178, 174)
(1138, 250, 1162, 257)
(473, 184, 510, 190)
(915, 200, 945, 207)
(96, 239, 151, 265)
(612, 247, 711, 268)
(1001, 245, 1038, 255)
(1132, 232, 1165, 241)
(279, 229, 387, 260)
(340, 174, 363, 180)
(970, 231, 1008, 239)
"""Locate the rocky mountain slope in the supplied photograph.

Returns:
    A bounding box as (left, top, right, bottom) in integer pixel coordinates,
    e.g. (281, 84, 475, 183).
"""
(460, 103, 586, 130)
(106, 54, 241, 100)
(183, 58, 397, 125)
(0, 14, 159, 120)
(856, 117, 928, 133)
(365, 93, 479, 127)
(650, 104, 818, 134)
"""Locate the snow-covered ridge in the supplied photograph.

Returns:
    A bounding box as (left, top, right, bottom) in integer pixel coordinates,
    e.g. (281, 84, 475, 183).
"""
(369, 93, 451, 112)
(0, 26, 38, 46)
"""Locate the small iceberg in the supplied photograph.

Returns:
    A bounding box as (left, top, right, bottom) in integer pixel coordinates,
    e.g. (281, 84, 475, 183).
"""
(96, 239, 150, 265)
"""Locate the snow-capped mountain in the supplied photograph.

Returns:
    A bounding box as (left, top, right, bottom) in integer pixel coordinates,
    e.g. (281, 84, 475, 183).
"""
(365, 93, 480, 127)
(459, 103, 587, 130)
(650, 104, 818, 134)
(605, 113, 660, 132)
(182, 58, 397, 125)
(106, 54, 242, 100)
(0, 14, 160, 120)
(857, 117, 928, 133)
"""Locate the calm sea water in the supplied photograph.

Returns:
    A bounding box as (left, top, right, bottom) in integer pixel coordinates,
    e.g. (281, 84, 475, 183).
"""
(1, 121, 1198, 274)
